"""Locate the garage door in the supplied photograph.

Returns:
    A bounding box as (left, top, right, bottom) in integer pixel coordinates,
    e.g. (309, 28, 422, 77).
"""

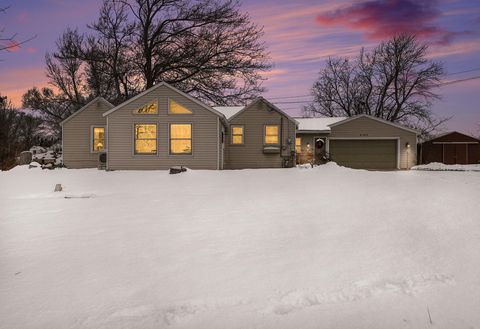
(329, 139, 397, 169)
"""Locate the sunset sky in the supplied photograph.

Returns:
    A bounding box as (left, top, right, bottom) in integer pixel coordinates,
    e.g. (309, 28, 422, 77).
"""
(1, 0, 479, 133)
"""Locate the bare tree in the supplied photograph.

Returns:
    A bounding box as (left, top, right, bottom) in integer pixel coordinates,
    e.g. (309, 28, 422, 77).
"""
(0, 5, 36, 52)
(45, 29, 86, 106)
(113, 0, 270, 104)
(22, 87, 76, 138)
(305, 35, 448, 136)
(85, 1, 137, 102)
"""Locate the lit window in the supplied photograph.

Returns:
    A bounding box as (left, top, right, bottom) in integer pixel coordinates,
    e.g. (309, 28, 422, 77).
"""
(134, 124, 157, 154)
(92, 127, 105, 152)
(170, 124, 192, 154)
(295, 137, 301, 153)
(231, 126, 244, 144)
(264, 125, 279, 144)
(133, 102, 158, 114)
(169, 99, 192, 114)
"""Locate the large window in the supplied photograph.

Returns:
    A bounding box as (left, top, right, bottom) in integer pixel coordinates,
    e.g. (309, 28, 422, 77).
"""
(264, 125, 279, 145)
(169, 99, 192, 114)
(170, 124, 192, 154)
(231, 126, 244, 144)
(92, 127, 105, 152)
(134, 124, 157, 154)
(295, 137, 301, 153)
(133, 101, 158, 114)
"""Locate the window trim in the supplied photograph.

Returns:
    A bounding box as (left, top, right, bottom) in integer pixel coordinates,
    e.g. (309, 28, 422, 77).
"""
(168, 123, 193, 155)
(264, 124, 280, 145)
(168, 97, 194, 115)
(231, 125, 244, 145)
(90, 125, 106, 153)
(133, 122, 158, 156)
(132, 100, 159, 115)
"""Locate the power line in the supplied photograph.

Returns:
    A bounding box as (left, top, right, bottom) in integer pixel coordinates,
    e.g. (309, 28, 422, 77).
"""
(269, 94, 312, 100)
(437, 75, 480, 87)
(266, 67, 480, 101)
(268, 76, 480, 106)
(446, 67, 480, 76)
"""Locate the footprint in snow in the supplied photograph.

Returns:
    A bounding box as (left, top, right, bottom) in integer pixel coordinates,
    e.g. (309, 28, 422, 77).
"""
(264, 273, 455, 315)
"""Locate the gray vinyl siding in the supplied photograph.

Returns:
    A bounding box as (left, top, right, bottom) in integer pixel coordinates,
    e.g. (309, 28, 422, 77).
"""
(224, 100, 297, 169)
(106, 85, 221, 170)
(62, 99, 113, 168)
(329, 116, 417, 169)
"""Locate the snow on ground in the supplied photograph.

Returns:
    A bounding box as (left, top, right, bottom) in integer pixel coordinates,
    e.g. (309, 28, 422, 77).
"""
(1, 164, 479, 329)
(412, 162, 480, 171)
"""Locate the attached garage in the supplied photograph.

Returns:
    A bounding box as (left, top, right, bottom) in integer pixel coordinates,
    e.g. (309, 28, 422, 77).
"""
(326, 115, 418, 169)
(329, 139, 398, 169)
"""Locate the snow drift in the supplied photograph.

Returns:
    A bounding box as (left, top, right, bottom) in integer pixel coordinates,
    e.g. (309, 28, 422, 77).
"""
(1, 165, 479, 328)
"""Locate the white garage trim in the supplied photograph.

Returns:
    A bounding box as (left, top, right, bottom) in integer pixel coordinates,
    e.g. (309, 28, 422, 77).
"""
(326, 137, 400, 169)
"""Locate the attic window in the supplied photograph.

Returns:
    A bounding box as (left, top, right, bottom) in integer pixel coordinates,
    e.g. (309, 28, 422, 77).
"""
(133, 101, 158, 114)
(169, 99, 192, 114)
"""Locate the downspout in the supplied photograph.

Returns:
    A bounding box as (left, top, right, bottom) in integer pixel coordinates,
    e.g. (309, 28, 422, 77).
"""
(280, 116, 284, 167)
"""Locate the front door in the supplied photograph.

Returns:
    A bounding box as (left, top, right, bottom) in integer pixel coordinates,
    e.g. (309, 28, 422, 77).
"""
(314, 137, 326, 164)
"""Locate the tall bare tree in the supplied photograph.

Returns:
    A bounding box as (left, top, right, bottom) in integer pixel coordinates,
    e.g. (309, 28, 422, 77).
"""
(305, 35, 447, 135)
(115, 0, 270, 104)
(85, 1, 137, 102)
(22, 0, 270, 136)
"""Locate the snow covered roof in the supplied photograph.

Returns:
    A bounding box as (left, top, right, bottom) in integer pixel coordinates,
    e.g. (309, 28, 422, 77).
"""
(295, 117, 347, 132)
(212, 106, 244, 120)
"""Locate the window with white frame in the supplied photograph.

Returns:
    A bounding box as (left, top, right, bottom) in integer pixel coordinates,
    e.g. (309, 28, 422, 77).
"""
(134, 124, 157, 154)
(170, 124, 192, 154)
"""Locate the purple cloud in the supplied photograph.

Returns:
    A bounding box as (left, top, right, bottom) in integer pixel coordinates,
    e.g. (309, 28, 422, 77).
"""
(316, 0, 465, 45)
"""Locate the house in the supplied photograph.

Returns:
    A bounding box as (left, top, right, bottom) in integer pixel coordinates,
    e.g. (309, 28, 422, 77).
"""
(62, 97, 114, 168)
(296, 115, 418, 169)
(214, 98, 297, 169)
(418, 131, 480, 165)
(61, 82, 418, 170)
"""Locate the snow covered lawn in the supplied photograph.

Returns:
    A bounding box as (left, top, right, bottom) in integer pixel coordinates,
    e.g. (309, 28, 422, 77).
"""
(412, 162, 480, 171)
(1, 165, 479, 329)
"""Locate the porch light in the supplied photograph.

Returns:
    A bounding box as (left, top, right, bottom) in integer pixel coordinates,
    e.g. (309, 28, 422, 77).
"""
(406, 142, 410, 148)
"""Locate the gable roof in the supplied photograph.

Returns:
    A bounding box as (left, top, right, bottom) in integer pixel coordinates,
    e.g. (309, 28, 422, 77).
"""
(295, 117, 347, 132)
(423, 131, 480, 143)
(227, 97, 299, 124)
(328, 114, 420, 134)
(102, 82, 227, 123)
(60, 97, 114, 125)
(213, 106, 244, 120)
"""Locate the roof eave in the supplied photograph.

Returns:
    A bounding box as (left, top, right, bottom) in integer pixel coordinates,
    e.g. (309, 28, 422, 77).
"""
(297, 129, 331, 134)
(328, 114, 420, 134)
(60, 97, 114, 125)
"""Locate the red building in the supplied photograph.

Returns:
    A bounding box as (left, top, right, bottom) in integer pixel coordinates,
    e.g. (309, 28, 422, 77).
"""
(419, 131, 480, 165)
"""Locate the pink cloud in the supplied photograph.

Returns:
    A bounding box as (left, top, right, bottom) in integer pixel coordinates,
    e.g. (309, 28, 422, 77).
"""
(316, 0, 467, 45)
(26, 47, 37, 54)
